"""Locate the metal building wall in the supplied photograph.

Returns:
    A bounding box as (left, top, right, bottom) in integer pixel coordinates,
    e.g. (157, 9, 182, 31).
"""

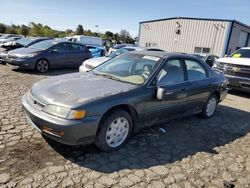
(139, 18, 231, 57)
(227, 22, 250, 54)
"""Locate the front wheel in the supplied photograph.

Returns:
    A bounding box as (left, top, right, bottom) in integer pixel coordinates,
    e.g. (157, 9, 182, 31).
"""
(35, 59, 49, 73)
(95, 110, 133, 152)
(201, 94, 218, 118)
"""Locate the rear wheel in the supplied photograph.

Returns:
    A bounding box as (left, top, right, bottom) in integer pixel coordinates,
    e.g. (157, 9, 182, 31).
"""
(201, 94, 218, 118)
(95, 110, 133, 152)
(35, 59, 49, 73)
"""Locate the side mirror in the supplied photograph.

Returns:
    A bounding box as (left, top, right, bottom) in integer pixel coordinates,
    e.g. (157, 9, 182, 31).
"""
(157, 87, 165, 101)
(205, 59, 213, 67)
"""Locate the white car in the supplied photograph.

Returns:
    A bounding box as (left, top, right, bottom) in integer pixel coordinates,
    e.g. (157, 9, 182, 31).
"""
(80, 46, 165, 72)
(79, 46, 144, 72)
(213, 47, 250, 92)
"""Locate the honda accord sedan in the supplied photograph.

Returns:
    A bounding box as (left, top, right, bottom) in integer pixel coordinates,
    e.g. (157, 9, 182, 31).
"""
(22, 51, 228, 151)
(6, 40, 92, 73)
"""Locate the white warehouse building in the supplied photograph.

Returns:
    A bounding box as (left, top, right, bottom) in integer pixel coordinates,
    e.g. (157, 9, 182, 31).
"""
(139, 17, 250, 57)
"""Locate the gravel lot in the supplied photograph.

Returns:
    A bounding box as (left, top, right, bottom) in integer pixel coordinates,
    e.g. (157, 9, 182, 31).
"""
(0, 64, 250, 188)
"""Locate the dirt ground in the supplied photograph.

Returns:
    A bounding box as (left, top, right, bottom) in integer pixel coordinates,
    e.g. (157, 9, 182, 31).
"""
(0, 64, 250, 188)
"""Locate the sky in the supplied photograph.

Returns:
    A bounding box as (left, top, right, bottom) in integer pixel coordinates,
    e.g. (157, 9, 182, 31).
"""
(1, 0, 250, 37)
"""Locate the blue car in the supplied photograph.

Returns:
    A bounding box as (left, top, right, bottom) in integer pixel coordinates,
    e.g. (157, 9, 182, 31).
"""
(6, 40, 92, 73)
(86, 45, 106, 58)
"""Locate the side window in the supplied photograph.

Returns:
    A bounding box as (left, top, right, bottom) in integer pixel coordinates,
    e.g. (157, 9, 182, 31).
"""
(53, 43, 69, 53)
(185, 60, 207, 81)
(157, 60, 184, 85)
(70, 44, 83, 51)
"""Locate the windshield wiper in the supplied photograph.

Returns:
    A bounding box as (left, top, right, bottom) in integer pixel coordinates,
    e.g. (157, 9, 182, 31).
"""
(94, 72, 131, 83)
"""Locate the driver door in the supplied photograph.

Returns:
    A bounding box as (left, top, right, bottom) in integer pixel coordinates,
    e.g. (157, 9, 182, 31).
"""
(48, 43, 71, 68)
(143, 59, 190, 123)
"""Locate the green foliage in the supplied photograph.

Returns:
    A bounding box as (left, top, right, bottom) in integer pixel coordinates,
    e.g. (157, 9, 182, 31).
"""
(75, 25, 84, 35)
(0, 23, 7, 33)
(0, 22, 135, 44)
(19, 25, 30, 36)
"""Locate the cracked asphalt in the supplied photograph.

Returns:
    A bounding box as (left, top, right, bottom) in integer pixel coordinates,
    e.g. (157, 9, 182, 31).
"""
(0, 64, 250, 188)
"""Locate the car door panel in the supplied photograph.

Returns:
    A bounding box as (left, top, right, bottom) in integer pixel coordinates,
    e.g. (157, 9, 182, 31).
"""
(184, 59, 212, 112)
(140, 59, 189, 125)
(48, 43, 71, 68)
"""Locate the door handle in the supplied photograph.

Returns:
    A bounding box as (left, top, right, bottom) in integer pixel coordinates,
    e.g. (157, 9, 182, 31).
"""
(181, 88, 188, 91)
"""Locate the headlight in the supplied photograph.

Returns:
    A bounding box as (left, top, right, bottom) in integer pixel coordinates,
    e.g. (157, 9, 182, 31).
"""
(43, 105, 86, 120)
(16, 54, 35, 58)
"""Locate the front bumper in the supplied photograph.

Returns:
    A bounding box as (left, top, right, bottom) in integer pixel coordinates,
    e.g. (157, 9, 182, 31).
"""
(0, 53, 7, 62)
(5, 57, 36, 69)
(225, 75, 250, 93)
(22, 94, 101, 145)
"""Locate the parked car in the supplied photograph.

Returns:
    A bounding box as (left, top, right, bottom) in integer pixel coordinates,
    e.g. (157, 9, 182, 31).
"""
(22, 51, 227, 151)
(190, 53, 219, 67)
(86, 45, 106, 58)
(0, 36, 23, 44)
(65, 35, 103, 46)
(108, 43, 135, 55)
(66, 35, 106, 58)
(0, 37, 51, 64)
(5, 40, 92, 73)
(79, 46, 165, 72)
(213, 47, 250, 92)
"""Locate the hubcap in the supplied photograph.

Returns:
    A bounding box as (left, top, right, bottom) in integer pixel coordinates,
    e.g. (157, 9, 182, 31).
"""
(37, 60, 48, 72)
(206, 97, 217, 116)
(105, 117, 129, 148)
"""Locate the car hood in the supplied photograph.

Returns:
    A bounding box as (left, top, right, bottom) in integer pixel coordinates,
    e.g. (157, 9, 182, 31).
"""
(217, 57, 250, 66)
(84, 56, 110, 67)
(8, 47, 41, 55)
(31, 72, 137, 108)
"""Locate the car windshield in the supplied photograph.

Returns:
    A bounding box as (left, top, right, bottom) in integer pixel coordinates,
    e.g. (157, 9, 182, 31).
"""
(230, 49, 250, 58)
(16, 38, 34, 46)
(107, 48, 135, 58)
(28, 40, 56, 50)
(92, 53, 162, 85)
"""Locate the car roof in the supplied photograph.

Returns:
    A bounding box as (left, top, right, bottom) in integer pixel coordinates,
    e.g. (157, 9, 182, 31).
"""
(129, 50, 196, 59)
(240, 47, 250, 50)
(42, 39, 84, 45)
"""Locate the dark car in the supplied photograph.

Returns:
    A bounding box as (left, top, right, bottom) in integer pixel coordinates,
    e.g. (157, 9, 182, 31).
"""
(0, 37, 51, 64)
(5, 40, 92, 73)
(22, 51, 228, 151)
(190, 53, 219, 67)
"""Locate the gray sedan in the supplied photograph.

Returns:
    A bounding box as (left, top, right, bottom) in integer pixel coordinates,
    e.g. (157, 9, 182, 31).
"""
(6, 40, 92, 73)
(22, 51, 228, 151)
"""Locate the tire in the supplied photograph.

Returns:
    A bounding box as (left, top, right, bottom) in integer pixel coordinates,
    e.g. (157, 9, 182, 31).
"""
(35, 59, 49, 73)
(95, 110, 133, 152)
(201, 93, 218, 118)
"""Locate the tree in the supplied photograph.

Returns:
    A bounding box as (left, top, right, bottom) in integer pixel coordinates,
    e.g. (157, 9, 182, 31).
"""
(20, 25, 30, 36)
(6, 25, 18, 34)
(0, 23, 7, 33)
(65, 29, 74, 36)
(75, 25, 84, 35)
(119, 29, 130, 38)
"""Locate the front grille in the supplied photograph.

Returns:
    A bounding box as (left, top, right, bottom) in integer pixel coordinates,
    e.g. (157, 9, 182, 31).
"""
(85, 63, 94, 70)
(216, 62, 250, 78)
(28, 93, 45, 110)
